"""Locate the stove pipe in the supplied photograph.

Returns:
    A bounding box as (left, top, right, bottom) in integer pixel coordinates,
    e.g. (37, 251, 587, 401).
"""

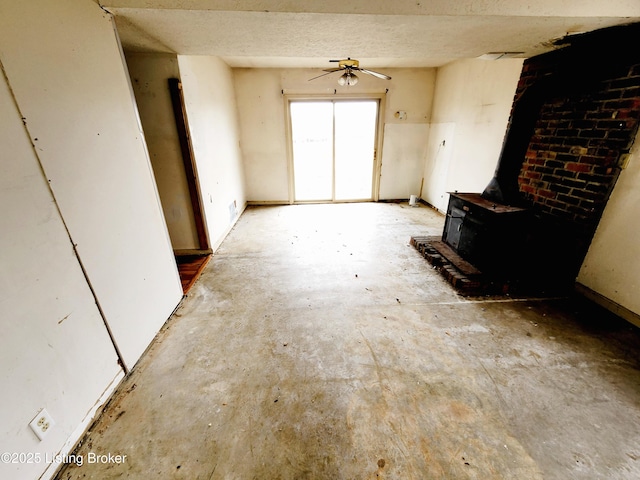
(482, 81, 548, 205)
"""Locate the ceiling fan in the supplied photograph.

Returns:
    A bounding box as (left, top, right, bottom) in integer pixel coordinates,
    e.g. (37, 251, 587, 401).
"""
(309, 58, 392, 86)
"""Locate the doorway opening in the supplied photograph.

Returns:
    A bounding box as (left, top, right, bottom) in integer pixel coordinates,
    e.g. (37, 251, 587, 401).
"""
(288, 98, 381, 203)
(167, 78, 211, 293)
(123, 53, 210, 295)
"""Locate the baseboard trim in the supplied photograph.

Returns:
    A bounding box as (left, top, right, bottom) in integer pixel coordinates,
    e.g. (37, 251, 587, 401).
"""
(173, 249, 213, 256)
(246, 200, 290, 206)
(44, 369, 125, 480)
(575, 282, 640, 328)
(208, 201, 248, 253)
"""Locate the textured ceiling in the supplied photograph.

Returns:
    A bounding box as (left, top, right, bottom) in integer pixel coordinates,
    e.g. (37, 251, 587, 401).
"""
(101, 0, 640, 68)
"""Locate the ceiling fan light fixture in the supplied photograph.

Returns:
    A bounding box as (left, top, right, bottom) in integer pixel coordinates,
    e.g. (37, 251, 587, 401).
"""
(308, 59, 389, 84)
(338, 71, 358, 86)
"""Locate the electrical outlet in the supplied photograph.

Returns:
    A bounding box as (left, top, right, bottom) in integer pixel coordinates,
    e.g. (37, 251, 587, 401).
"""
(29, 409, 55, 441)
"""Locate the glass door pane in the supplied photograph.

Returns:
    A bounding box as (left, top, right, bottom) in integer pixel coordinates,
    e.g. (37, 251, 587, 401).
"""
(290, 102, 333, 201)
(334, 101, 377, 201)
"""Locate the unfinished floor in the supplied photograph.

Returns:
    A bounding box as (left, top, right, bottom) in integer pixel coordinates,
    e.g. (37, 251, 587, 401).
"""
(57, 203, 640, 480)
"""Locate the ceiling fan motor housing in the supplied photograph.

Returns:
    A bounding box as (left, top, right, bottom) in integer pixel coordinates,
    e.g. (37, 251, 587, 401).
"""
(338, 58, 359, 68)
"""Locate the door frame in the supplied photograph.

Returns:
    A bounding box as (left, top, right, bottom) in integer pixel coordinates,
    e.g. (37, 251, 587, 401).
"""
(284, 93, 386, 204)
(168, 78, 210, 253)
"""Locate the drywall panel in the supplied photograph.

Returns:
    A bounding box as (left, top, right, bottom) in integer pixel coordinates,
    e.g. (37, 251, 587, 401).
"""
(0, 0, 183, 369)
(423, 58, 523, 205)
(0, 62, 123, 480)
(178, 55, 247, 250)
(234, 69, 289, 202)
(377, 68, 435, 200)
(577, 134, 640, 321)
(421, 123, 456, 212)
(379, 123, 430, 199)
(234, 67, 435, 202)
(125, 52, 200, 250)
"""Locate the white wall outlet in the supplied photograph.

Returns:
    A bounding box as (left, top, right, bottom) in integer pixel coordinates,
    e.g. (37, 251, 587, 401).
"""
(29, 408, 55, 441)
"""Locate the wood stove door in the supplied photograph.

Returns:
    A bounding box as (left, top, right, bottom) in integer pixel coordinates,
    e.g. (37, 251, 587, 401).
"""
(444, 206, 465, 249)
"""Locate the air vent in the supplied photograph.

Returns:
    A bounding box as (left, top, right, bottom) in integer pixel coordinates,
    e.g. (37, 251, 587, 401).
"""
(477, 52, 525, 60)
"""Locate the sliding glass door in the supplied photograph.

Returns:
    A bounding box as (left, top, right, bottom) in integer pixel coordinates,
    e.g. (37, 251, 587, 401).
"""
(290, 99, 378, 202)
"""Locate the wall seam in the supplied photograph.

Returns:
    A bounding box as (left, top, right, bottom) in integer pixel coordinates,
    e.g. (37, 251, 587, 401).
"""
(0, 57, 129, 375)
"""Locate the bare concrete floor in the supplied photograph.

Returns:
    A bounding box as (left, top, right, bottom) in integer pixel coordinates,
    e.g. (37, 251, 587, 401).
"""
(57, 203, 640, 479)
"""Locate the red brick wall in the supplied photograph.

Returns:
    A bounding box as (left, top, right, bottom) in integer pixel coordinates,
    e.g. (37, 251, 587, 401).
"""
(517, 61, 640, 227)
(486, 24, 640, 283)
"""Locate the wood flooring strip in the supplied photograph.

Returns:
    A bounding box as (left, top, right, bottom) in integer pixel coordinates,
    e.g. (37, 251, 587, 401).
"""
(176, 254, 211, 294)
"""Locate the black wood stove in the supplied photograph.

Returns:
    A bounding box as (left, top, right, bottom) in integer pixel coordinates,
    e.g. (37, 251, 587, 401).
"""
(442, 193, 529, 276)
(439, 70, 540, 280)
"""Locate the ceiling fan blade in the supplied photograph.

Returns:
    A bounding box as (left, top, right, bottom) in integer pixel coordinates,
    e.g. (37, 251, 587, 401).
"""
(322, 68, 343, 73)
(308, 70, 341, 81)
(358, 68, 392, 80)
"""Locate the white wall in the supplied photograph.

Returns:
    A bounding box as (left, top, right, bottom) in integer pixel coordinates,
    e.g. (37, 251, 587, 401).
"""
(422, 58, 523, 212)
(234, 67, 436, 202)
(577, 133, 640, 325)
(178, 56, 247, 250)
(379, 69, 436, 200)
(125, 52, 200, 251)
(380, 123, 430, 199)
(0, 0, 183, 371)
(0, 1, 184, 477)
(0, 58, 124, 480)
(234, 69, 289, 201)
